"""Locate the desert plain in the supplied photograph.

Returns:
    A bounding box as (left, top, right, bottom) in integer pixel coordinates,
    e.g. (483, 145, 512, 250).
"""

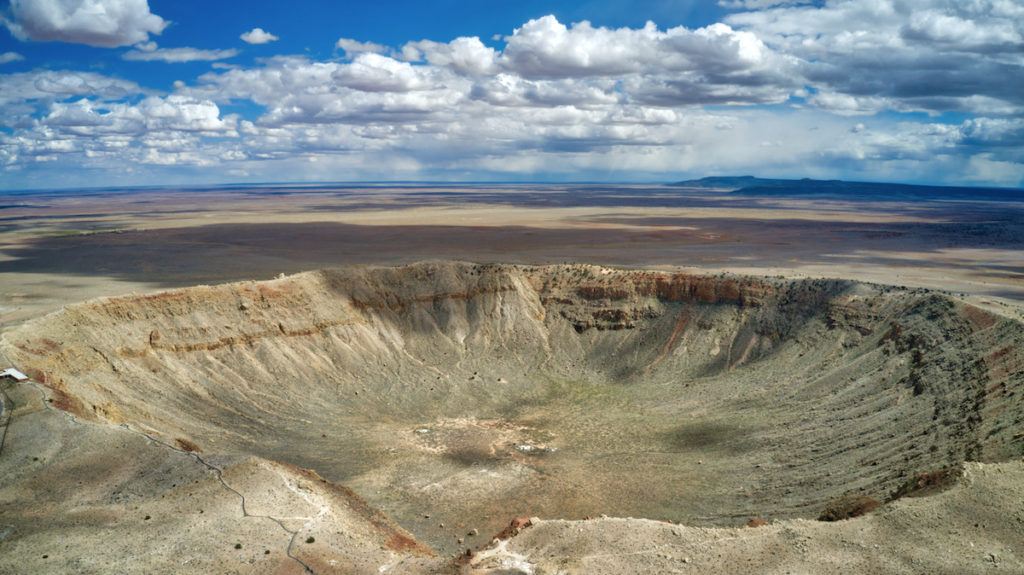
(2, 183, 1023, 323)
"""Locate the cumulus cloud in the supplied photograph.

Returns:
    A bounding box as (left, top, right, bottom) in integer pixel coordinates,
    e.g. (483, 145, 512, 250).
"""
(336, 38, 388, 57)
(959, 117, 1024, 148)
(501, 17, 639, 77)
(499, 17, 784, 77)
(0, 93, 238, 171)
(122, 43, 239, 63)
(2, 0, 167, 47)
(492, 16, 796, 106)
(726, 0, 1024, 115)
(43, 95, 236, 135)
(2, 10, 1023, 187)
(902, 8, 1023, 49)
(0, 52, 24, 64)
(470, 74, 619, 108)
(183, 54, 466, 126)
(401, 36, 498, 76)
(331, 53, 438, 93)
(0, 69, 144, 112)
(240, 27, 278, 45)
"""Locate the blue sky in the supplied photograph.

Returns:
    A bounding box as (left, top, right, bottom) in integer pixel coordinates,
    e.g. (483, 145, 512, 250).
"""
(1, 0, 1022, 189)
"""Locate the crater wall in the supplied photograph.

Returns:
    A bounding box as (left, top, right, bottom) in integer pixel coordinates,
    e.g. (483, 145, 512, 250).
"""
(5, 262, 1022, 553)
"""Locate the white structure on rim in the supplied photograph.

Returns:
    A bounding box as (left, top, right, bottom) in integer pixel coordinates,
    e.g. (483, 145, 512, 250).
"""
(0, 368, 28, 381)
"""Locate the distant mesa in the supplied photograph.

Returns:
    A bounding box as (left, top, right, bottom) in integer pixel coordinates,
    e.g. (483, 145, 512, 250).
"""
(671, 176, 1024, 202)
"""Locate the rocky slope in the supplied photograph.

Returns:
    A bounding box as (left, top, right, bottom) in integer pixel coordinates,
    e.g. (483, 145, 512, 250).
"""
(2, 261, 1022, 571)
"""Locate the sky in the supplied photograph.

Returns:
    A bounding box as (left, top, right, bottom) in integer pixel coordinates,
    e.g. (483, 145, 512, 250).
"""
(0, 0, 1022, 190)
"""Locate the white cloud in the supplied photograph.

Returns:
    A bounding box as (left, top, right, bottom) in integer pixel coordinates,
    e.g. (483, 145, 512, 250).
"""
(183, 55, 467, 126)
(470, 74, 619, 108)
(135, 95, 236, 132)
(402, 37, 498, 76)
(3, 0, 167, 48)
(2, 11, 1023, 187)
(0, 52, 24, 64)
(336, 38, 388, 57)
(807, 91, 894, 116)
(0, 94, 238, 171)
(122, 43, 239, 63)
(903, 9, 1022, 49)
(332, 53, 435, 93)
(501, 17, 661, 78)
(959, 117, 1024, 147)
(500, 17, 783, 79)
(0, 69, 144, 112)
(493, 16, 796, 105)
(240, 27, 278, 45)
(40, 95, 236, 139)
(726, 0, 1024, 115)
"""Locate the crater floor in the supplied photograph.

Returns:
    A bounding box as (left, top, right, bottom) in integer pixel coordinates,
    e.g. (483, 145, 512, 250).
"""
(2, 262, 1023, 571)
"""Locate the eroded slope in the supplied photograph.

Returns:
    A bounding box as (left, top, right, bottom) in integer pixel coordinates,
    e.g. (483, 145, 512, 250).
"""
(4, 262, 1023, 556)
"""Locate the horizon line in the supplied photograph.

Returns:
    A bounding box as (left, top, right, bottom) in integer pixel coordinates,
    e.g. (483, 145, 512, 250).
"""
(2, 176, 1023, 195)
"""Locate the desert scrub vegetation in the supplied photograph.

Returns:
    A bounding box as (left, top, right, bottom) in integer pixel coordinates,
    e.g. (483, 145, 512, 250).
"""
(890, 468, 960, 500)
(818, 495, 881, 521)
(175, 437, 202, 453)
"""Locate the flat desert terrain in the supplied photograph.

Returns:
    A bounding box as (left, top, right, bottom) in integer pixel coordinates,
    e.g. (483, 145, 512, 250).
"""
(1, 183, 1022, 325)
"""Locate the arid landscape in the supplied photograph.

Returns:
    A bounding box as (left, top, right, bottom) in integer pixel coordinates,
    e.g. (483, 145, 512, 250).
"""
(1, 182, 1023, 574)
(3, 182, 1023, 327)
(2, 0, 1024, 573)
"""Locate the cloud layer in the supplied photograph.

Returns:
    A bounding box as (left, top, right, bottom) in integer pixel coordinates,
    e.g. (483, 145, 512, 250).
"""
(1, 1, 1022, 188)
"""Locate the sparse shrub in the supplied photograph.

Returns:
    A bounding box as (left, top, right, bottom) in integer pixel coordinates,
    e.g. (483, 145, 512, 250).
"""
(818, 495, 880, 521)
(175, 438, 202, 453)
(234, 543, 242, 549)
(305, 536, 315, 544)
(890, 468, 958, 500)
